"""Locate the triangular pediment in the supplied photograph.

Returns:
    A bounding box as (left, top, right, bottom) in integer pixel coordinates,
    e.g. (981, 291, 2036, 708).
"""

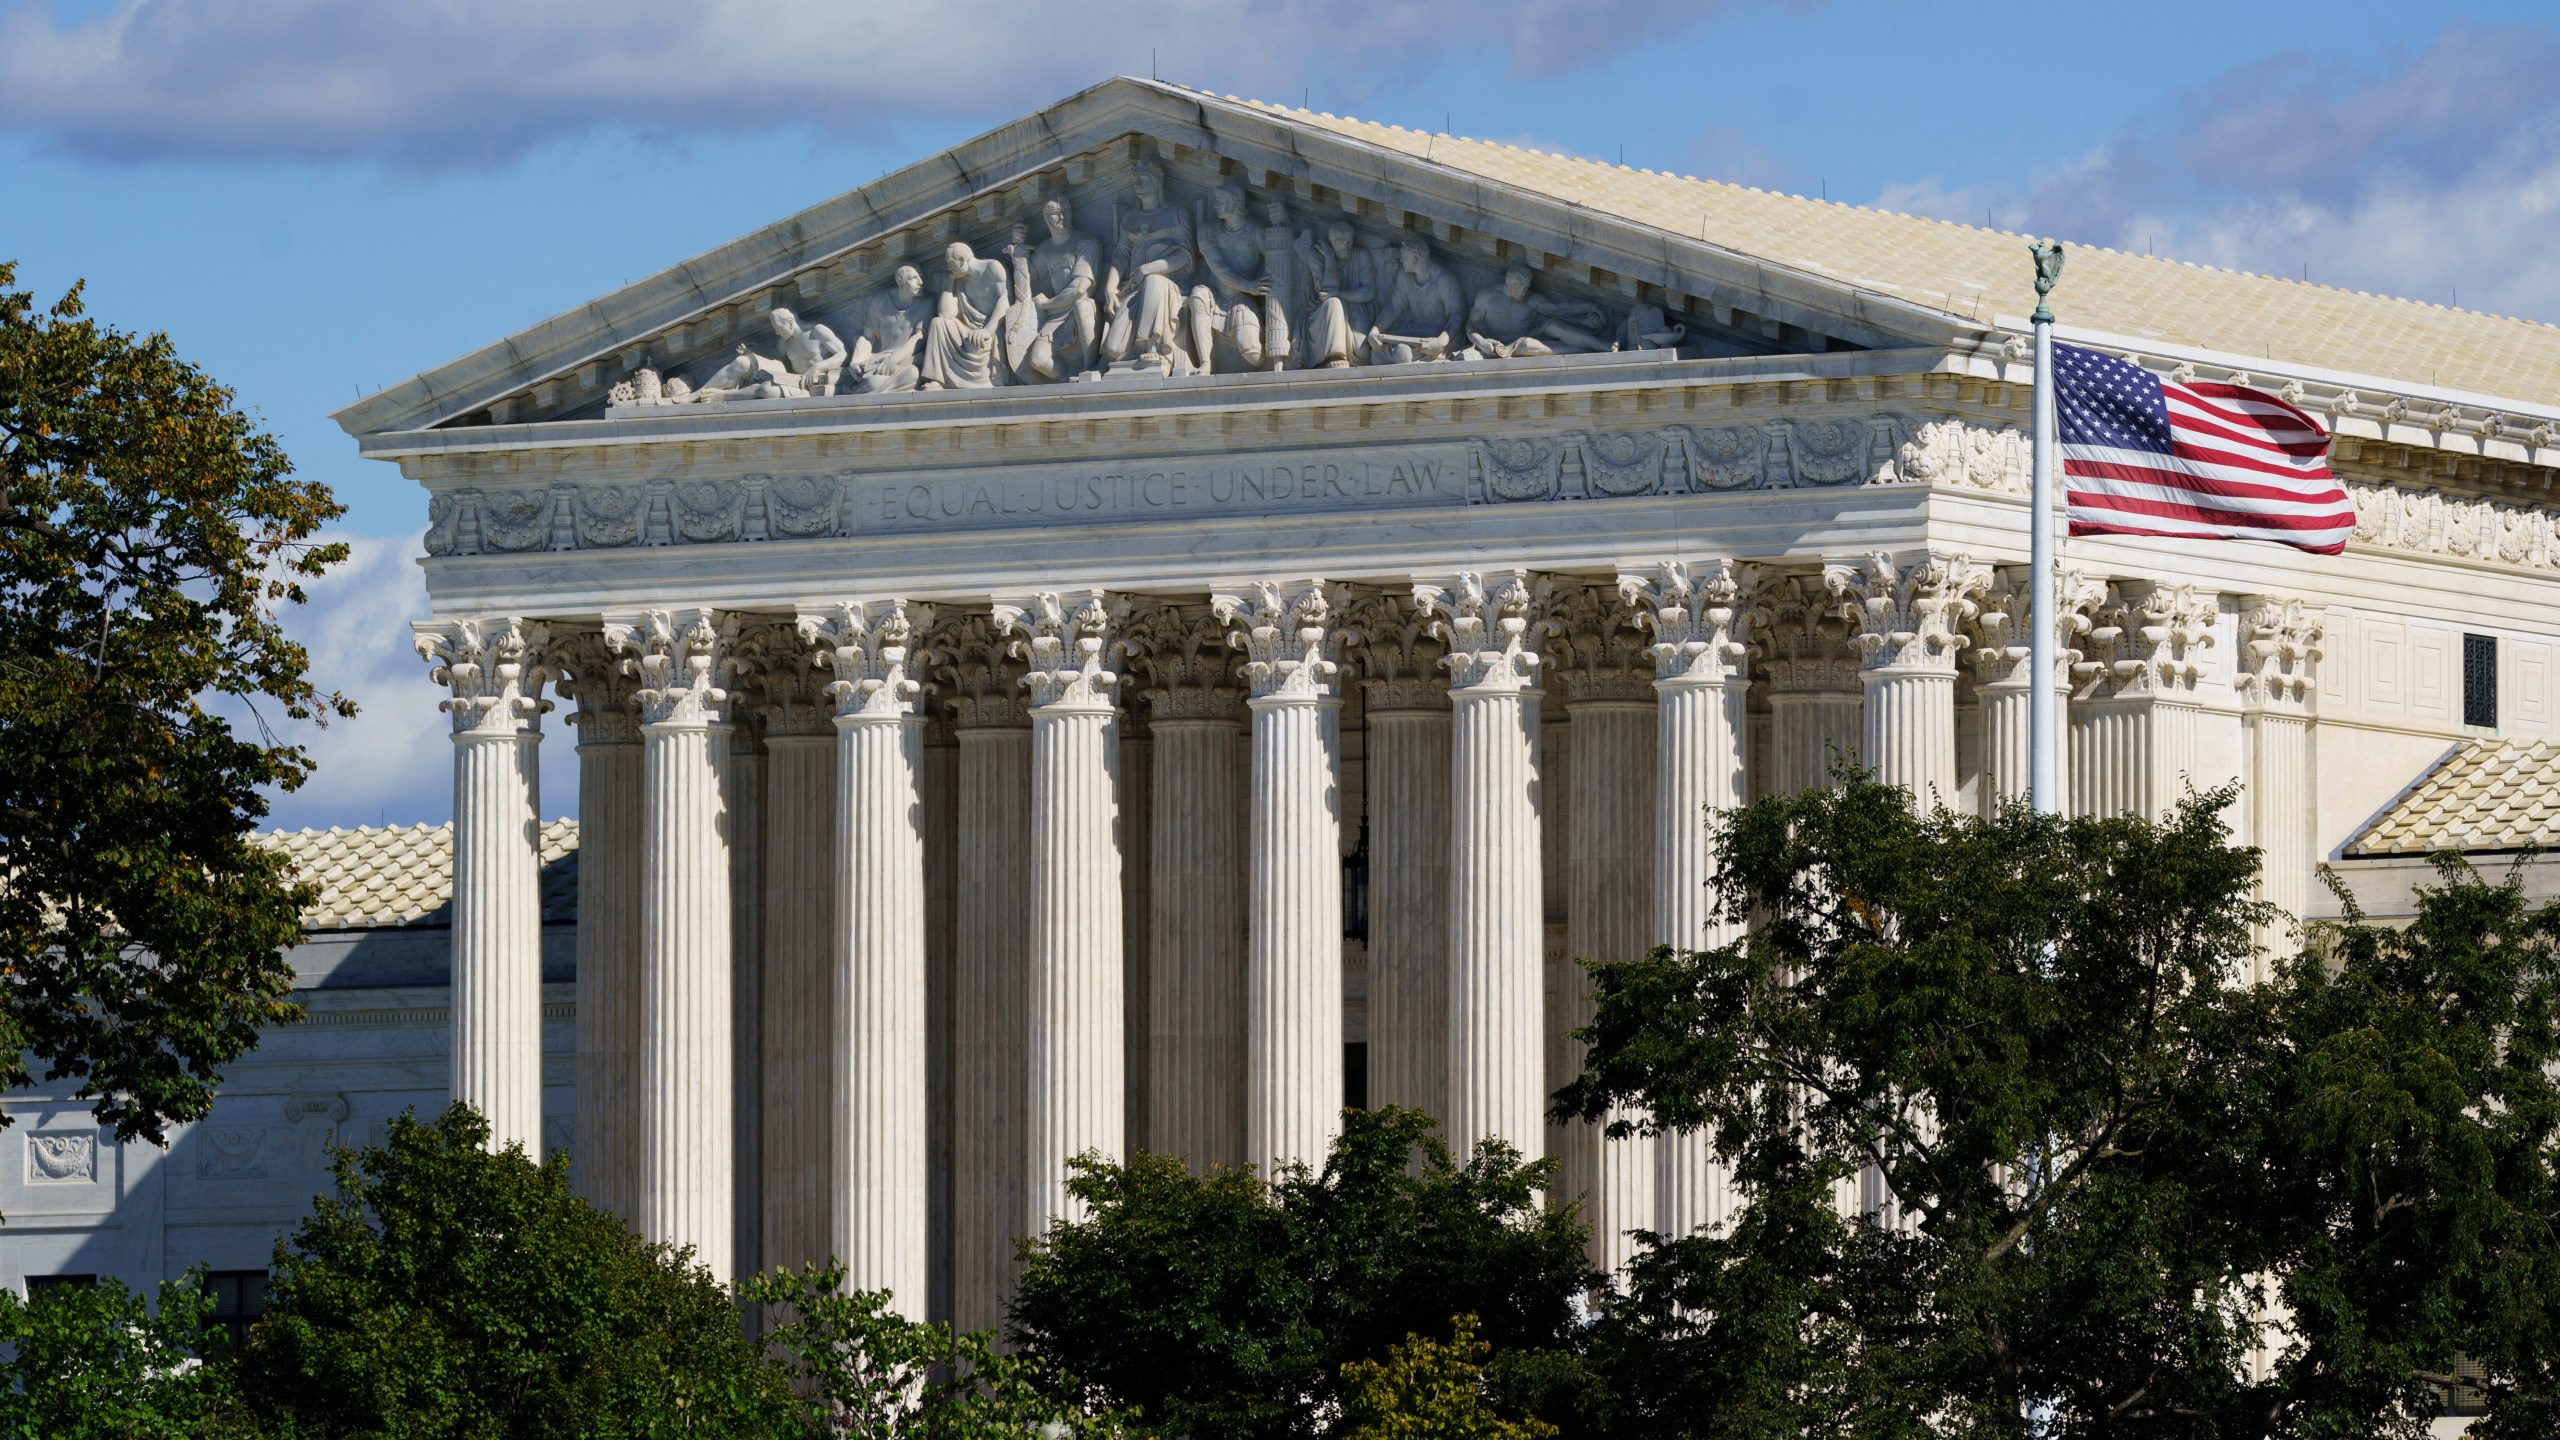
(334, 78, 1977, 439)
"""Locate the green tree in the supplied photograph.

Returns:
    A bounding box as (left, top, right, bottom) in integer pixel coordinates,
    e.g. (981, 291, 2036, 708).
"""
(1557, 778, 2560, 1438)
(1339, 1316, 1557, 1440)
(745, 1261, 1122, 1440)
(0, 260, 347, 1155)
(0, 1270, 256, 1439)
(1009, 1106, 1594, 1440)
(237, 1103, 794, 1439)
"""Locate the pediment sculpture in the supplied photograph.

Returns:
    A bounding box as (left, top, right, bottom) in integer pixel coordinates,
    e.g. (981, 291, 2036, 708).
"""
(607, 158, 1706, 411)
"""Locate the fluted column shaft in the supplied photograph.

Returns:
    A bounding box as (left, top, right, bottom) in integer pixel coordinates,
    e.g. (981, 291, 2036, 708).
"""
(835, 707, 928, 1308)
(573, 724, 642, 1218)
(1149, 713, 1247, 1169)
(921, 722, 958, 1322)
(638, 719, 734, 1274)
(1363, 702, 1451, 1123)
(1025, 694, 1123, 1228)
(759, 731, 835, 1277)
(1862, 666, 1959, 805)
(1768, 692, 1863, 793)
(1977, 676, 2033, 814)
(952, 719, 1031, 1333)
(1122, 726, 1154, 1156)
(1245, 687, 1344, 1172)
(418, 618, 551, 1156)
(450, 725, 545, 1151)
(1563, 696, 1656, 1271)
(728, 729, 765, 1283)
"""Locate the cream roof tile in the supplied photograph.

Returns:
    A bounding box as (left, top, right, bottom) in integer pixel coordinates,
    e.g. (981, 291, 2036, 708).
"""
(254, 820, 578, 931)
(2344, 741, 2560, 857)
(1240, 99, 2560, 407)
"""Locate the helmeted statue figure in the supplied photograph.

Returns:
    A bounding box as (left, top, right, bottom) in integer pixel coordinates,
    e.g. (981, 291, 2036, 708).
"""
(1100, 162, 1201, 377)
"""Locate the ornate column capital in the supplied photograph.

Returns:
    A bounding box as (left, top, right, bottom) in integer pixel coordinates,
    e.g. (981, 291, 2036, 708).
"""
(994, 589, 1129, 711)
(415, 617, 552, 737)
(925, 612, 1030, 729)
(1213, 580, 1347, 703)
(1824, 551, 1990, 677)
(1342, 588, 1450, 713)
(601, 608, 736, 728)
(1618, 559, 1755, 689)
(1963, 566, 2107, 691)
(1415, 569, 1541, 694)
(799, 600, 934, 721)
(1539, 580, 1655, 704)
(1123, 600, 1245, 722)
(735, 620, 833, 739)
(2236, 595, 2324, 714)
(549, 629, 640, 745)
(2078, 581, 2219, 701)
(1750, 572, 1863, 695)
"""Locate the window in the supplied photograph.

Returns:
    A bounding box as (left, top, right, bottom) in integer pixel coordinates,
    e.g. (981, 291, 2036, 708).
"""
(2463, 633, 2499, 729)
(204, 1269, 268, 1349)
(1343, 1043, 1369, 1112)
(24, 1274, 94, 1297)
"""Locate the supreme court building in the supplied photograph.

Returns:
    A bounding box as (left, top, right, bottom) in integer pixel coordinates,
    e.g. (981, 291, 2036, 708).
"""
(9, 79, 2560, 1334)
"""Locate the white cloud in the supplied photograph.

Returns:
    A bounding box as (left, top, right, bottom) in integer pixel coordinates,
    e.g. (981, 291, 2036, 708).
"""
(2003, 24, 2560, 326)
(248, 530, 581, 832)
(0, 0, 1731, 166)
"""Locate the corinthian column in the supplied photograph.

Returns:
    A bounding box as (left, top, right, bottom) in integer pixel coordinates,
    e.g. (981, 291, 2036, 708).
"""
(1543, 584, 1659, 1271)
(1623, 561, 1755, 1242)
(1754, 575, 1864, 794)
(930, 615, 1032, 1334)
(1829, 552, 1987, 808)
(1215, 581, 1347, 1176)
(2071, 582, 2220, 821)
(1343, 592, 1451, 1127)
(752, 629, 836, 1280)
(415, 618, 551, 1154)
(995, 591, 1128, 1235)
(1964, 569, 2103, 815)
(1127, 603, 1247, 1170)
(1416, 571, 1545, 1162)
(803, 599, 933, 1314)
(2239, 598, 2323, 979)
(556, 633, 642, 1218)
(602, 607, 738, 1278)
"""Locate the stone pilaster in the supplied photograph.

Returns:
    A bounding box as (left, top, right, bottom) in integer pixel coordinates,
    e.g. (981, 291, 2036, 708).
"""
(2071, 582, 2220, 821)
(603, 607, 738, 1279)
(1964, 568, 2104, 816)
(1126, 602, 1247, 1171)
(1416, 570, 1546, 1163)
(1545, 583, 1659, 1272)
(1623, 560, 1755, 1243)
(2239, 597, 2324, 978)
(753, 631, 836, 1281)
(995, 590, 1128, 1235)
(1215, 581, 1348, 1176)
(804, 599, 933, 1315)
(1344, 591, 1451, 1128)
(415, 617, 551, 1155)
(931, 614, 1033, 1334)
(1829, 552, 1987, 809)
(556, 632, 643, 1221)
(1754, 574, 1864, 794)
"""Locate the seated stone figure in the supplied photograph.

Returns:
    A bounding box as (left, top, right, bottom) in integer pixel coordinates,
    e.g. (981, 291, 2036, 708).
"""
(1366, 237, 1467, 364)
(1100, 161, 1201, 377)
(844, 265, 933, 394)
(1463, 267, 1612, 360)
(1620, 302, 1688, 352)
(1298, 219, 1381, 369)
(1005, 197, 1101, 383)
(1192, 183, 1296, 372)
(919, 242, 1011, 391)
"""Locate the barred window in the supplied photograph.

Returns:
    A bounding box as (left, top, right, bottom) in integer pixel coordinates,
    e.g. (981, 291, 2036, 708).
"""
(205, 1269, 269, 1349)
(2463, 634, 2498, 730)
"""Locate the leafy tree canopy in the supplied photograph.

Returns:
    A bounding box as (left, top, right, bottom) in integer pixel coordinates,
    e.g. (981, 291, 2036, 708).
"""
(0, 1269, 255, 1439)
(237, 1104, 795, 1439)
(0, 260, 348, 1150)
(1339, 1315, 1558, 1440)
(1009, 1106, 1594, 1440)
(1557, 778, 2560, 1439)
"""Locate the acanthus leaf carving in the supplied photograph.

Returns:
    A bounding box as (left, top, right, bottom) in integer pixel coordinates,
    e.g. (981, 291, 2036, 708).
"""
(1962, 566, 2106, 690)
(1825, 552, 1990, 676)
(2236, 596, 2324, 713)
(2079, 582, 2218, 700)
(1620, 559, 1755, 686)
(1541, 581, 1655, 702)
(1123, 600, 1244, 721)
(550, 629, 644, 745)
(925, 612, 1031, 729)
(994, 589, 1127, 710)
(1751, 573, 1862, 694)
(799, 599, 933, 719)
(602, 607, 736, 727)
(1212, 581, 1346, 702)
(1340, 588, 1450, 712)
(414, 617, 552, 737)
(1414, 569, 1540, 693)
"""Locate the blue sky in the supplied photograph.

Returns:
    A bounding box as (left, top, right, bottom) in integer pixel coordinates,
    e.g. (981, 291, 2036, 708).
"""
(5, 0, 2556, 829)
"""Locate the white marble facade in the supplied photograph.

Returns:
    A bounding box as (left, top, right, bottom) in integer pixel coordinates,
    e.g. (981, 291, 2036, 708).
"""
(14, 80, 2560, 1312)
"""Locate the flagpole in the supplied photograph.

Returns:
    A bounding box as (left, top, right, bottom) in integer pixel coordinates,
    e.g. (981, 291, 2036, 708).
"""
(2028, 241, 2065, 817)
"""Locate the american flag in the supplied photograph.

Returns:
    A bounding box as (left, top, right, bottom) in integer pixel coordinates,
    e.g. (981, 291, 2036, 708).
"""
(2054, 343, 2353, 554)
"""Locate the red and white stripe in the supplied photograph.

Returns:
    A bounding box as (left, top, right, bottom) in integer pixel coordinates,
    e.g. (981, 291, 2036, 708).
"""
(2065, 378, 2354, 554)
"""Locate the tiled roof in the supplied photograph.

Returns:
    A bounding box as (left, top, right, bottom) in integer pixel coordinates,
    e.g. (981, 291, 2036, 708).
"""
(253, 821, 579, 931)
(1243, 98, 2560, 408)
(2345, 741, 2560, 857)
